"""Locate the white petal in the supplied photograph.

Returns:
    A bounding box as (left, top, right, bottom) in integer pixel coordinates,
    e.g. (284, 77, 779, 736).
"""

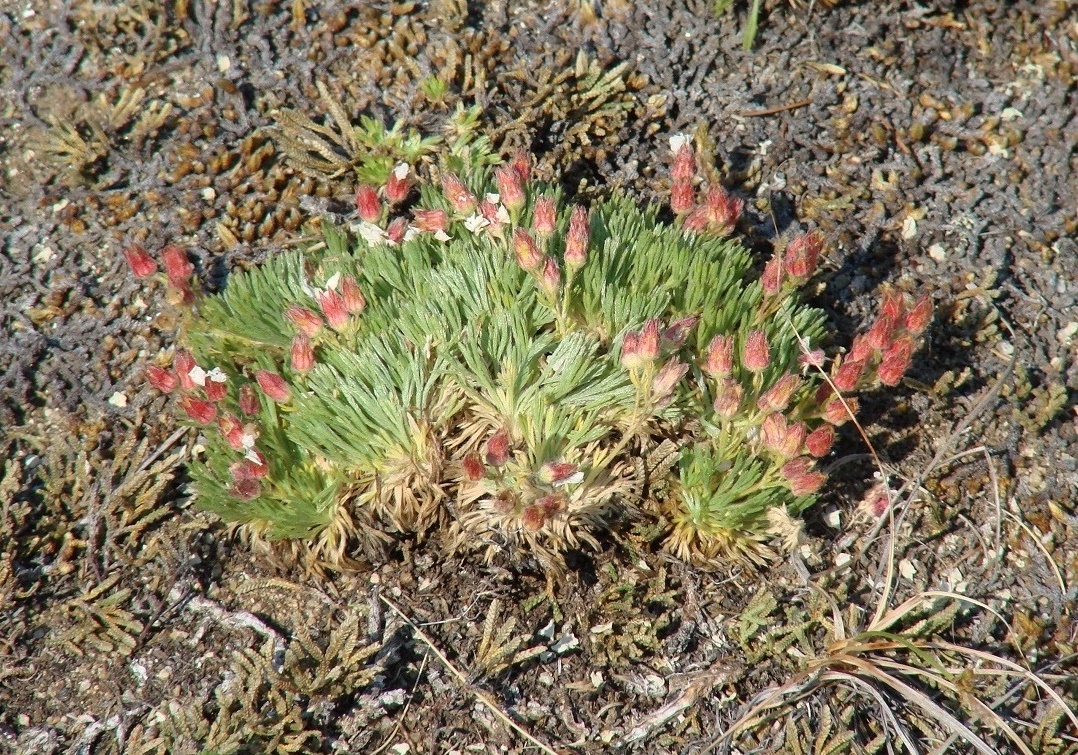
(393, 163, 410, 180)
(434, 229, 451, 242)
(325, 272, 341, 291)
(669, 133, 691, 153)
(207, 367, 228, 383)
(484, 192, 500, 204)
(188, 364, 207, 387)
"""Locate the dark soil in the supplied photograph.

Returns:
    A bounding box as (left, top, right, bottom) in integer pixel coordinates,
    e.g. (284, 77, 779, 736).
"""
(1, 1, 1076, 753)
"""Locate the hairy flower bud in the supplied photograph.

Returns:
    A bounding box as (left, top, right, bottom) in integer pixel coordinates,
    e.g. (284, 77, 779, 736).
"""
(621, 332, 642, 370)
(532, 195, 556, 237)
(824, 396, 857, 426)
(485, 430, 511, 467)
(492, 489, 518, 515)
(866, 313, 897, 350)
(413, 208, 449, 234)
(316, 289, 349, 330)
(652, 358, 689, 399)
(670, 178, 695, 215)
(462, 452, 485, 481)
(832, 358, 865, 392)
(161, 244, 194, 284)
(355, 184, 381, 222)
(286, 305, 323, 336)
(782, 457, 826, 496)
(495, 165, 525, 212)
(905, 294, 932, 335)
(441, 172, 476, 214)
(743, 330, 770, 372)
(805, 425, 835, 457)
(779, 421, 807, 459)
(704, 185, 742, 236)
(539, 256, 560, 298)
(879, 288, 906, 322)
(539, 462, 580, 485)
(847, 334, 873, 364)
(521, 504, 547, 532)
(513, 228, 543, 271)
(174, 350, 198, 390)
(179, 395, 217, 424)
(757, 373, 802, 412)
(564, 205, 589, 269)
(761, 412, 789, 453)
(204, 370, 228, 402)
(638, 320, 661, 361)
(340, 276, 366, 314)
(878, 336, 914, 386)
(784, 232, 823, 280)
(219, 412, 245, 449)
(662, 316, 698, 349)
(256, 370, 290, 403)
(509, 148, 532, 184)
(123, 244, 158, 278)
(229, 477, 262, 501)
(291, 334, 314, 372)
(385, 163, 410, 204)
(146, 365, 178, 393)
(386, 217, 409, 245)
(238, 383, 260, 416)
(712, 378, 744, 417)
(705, 334, 734, 378)
(536, 493, 566, 516)
(761, 256, 784, 296)
(672, 143, 696, 182)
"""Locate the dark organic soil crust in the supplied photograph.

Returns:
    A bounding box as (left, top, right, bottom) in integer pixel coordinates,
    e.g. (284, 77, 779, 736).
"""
(2, 1, 1076, 753)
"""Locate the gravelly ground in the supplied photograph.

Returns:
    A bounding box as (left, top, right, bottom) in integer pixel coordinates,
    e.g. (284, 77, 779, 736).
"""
(1, 1, 1076, 753)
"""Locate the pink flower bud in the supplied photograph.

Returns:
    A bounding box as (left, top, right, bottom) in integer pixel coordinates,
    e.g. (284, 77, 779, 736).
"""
(161, 244, 194, 284)
(705, 334, 734, 377)
(537, 492, 566, 516)
(340, 276, 366, 314)
(860, 484, 891, 518)
(229, 477, 262, 501)
(879, 288, 906, 322)
(662, 316, 698, 349)
(413, 208, 449, 234)
(805, 425, 835, 457)
(670, 178, 695, 215)
(824, 396, 857, 426)
(761, 412, 788, 453)
(779, 421, 808, 459)
(513, 229, 543, 271)
(462, 452, 485, 481)
(782, 457, 827, 496)
(743, 330, 770, 372)
(492, 489, 518, 515)
(798, 348, 826, 370)
(757, 373, 802, 412)
(712, 378, 744, 417)
(866, 313, 897, 350)
(495, 165, 525, 211)
(232, 452, 268, 480)
(123, 244, 158, 278)
(564, 205, 589, 269)
(291, 334, 315, 372)
(178, 395, 217, 425)
(239, 384, 260, 416)
(848, 334, 873, 364)
(704, 185, 742, 236)
(219, 413, 245, 449)
(638, 320, 661, 361)
(509, 148, 532, 184)
(441, 172, 476, 214)
(621, 332, 643, 370)
(255, 370, 290, 403)
(204, 374, 228, 402)
(479, 200, 501, 224)
(485, 430, 511, 467)
(761, 256, 784, 296)
(539, 256, 560, 298)
(878, 336, 914, 386)
(521, 504, 547, 532)
(539, 462, 579, 485)
(784, 232, 823, 280)
(683, 206, 710, 233)
(355, 184, 381, 222)
(316, 289, 349, 330)
(286, 305, 323, 336)
(386, 217, 409, 244)
(832, 358, 865, 392)
(532, 195, 557, 237)
(146, 365, 178, 393)
(652, 358, 689, 399)
(905, 294, 932, 335)
(385, 164, 410, 204)
(672, 143, 696, 182)
(174, 350, 198, 390)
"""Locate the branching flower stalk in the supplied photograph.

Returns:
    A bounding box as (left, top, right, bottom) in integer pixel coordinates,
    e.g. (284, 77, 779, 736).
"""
(127, 134, 930, 573)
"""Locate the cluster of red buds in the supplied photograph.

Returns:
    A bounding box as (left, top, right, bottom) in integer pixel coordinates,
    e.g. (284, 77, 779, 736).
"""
(668, 135, 744, 237)
(285, 273, 366, 371)
(459, 429, 582, 533)
(830, 287, 932, 391)
(123, 242, 198, 306)
(761, 232, 825, 299)
(621, 316, 699, 403)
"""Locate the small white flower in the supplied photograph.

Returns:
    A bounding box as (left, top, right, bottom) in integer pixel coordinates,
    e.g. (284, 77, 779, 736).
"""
(434, 229, 451, 243)
(484, 192, 500, 204)
(392, 162, 410, 180)
(495, 205, 511, 224)
(324, 272, 341, 291)
(242, 432, 258, 454)
(207, 367, 228, 383)
(669, 133, 691, 153)
(187, 364, 207, 387)
(463, 213, 489, 234)
(355, 221, 388, 247)
(403, 226, 419, 242)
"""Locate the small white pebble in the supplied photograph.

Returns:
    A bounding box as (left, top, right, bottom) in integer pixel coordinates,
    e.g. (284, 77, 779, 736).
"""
(201, 187, 216, 201)
(835, 553, 851, 567)
(1000, 107, 1023, 121)
(824, 509, 842, 529)
(899, 558, 917, 580)
(928, 244, 946, 261)
(901, 216, 918, 239)
(216, 54, 231, 72)
(108, 392, 128, 408)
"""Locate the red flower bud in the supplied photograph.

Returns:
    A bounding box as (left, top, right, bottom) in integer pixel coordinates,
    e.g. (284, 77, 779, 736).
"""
(286, 305, 323, 336)
(704, 185, 742, 236)
(413, 208, 449, 234)
(670, 178, 695, 215)
(238, 384, 260, 416)
(904, 294, 932, 335)
(521, 504, 547, 532)
(798, 348, 826, 370)
(232, 452, 268, 480)
(161, 244, 194, 284)
(291, 334, 315, 372)
(229, 477, 262, 501)
(784, 232, 823, 280)
(355, 184, 381, 222)
(879, 288, 906, 322)
(513, 228, 543, 271)
(878, 336, 914, 386)
(340, 276, 366, 314)
(386, 217, 409, 244)
(123, 244, 158, 278)
(832, 358, 865, 392)
(621, 332, 642, 370)
(805, 425, 835, 457)
(780, 421, 808, 459)
(174, 350, 198, 390)
(683, 206, 710, 233)
(536, 492, 566, 516)
(866, 313, 897, 350)
(495, 165, 525, 211)
(848, 334, 873, 364)
(564, 205, 589, 269)
(178, 395, 217, 424)
(761, 413, 789, 453)
(539, 462, 579, 485)
(255, 370, 290, 403)
(441, 172, 476, 214)
(509, 148, 532, 184)
(219, 413, 245, 449)
(385, 163, 411, 204)
(824, 396, 857, 426)
(540, 256, 560, 298)
(638, 319, 661, 361)
(485, 430, 511, 467)
(757, 373, 802, 412)
(672, 143, 696, 182)
(532, 195, 556, 237)
(204, 374, 228, 402)
(743, 330, 770, 372)
(316, 289, 349, 330)
(712, 378, 744, 417)
(146, 365, 178, 393)
(662, 316, 698, 349)
(761, 256, 784, 296)
(705, 334, 734, 377)
(492, 489, 518, 515)
(652, 358, 689, 399)
(782, 457, 826, 496)
(462, 452, 485, 481)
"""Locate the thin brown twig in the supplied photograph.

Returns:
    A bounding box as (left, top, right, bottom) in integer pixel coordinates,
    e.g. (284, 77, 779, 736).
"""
(740, 98, 813, 117)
